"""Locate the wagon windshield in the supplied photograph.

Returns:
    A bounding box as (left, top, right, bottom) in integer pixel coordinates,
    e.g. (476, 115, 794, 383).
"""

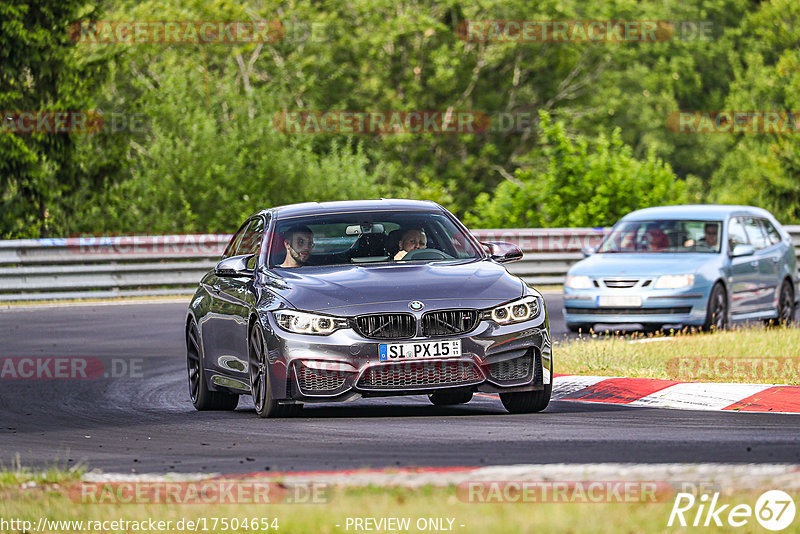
(598, 220, 723, 253)
(269, 210, 483, 268)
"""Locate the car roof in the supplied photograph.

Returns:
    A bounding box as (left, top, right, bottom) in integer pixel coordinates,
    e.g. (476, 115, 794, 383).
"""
(253, 199, 444, 220)
(620, 204, 775, 222)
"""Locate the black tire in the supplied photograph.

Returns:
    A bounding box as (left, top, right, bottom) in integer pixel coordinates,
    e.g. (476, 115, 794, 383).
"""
(500, 384, 552, 414)
(249, 323, 301, 418)
(702, 283, 728, 331)
(428, 389, 473, 406)
(500, 359, 552, 414)
(186, 319, 239, 411)
(567, 323, 591, 334)
(766, 280, 796, 326)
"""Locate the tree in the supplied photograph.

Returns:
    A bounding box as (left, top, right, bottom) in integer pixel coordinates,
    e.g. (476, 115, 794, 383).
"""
(464, 111, 685, 228)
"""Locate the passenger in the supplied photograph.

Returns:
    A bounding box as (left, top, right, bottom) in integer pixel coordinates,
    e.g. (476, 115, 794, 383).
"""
(645, 228, 669, 251)
(393, 228, 427, 260)
(279, 225, 314, 268)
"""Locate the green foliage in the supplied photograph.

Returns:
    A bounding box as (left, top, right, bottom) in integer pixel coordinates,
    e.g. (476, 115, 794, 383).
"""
(2, 0, 799, 237)
(465, 112, 685, 228)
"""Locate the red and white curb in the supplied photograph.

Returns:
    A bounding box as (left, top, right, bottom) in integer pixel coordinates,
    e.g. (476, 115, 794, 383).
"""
(550, 375, 800, 414)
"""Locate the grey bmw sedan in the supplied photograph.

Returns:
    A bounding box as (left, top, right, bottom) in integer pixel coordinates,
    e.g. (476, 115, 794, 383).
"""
(186, 199, 552, 417)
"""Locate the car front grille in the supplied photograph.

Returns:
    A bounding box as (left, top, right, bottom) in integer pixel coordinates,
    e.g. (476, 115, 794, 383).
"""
(603, 279, 639, 288)
(295, 363, 348, 394)
(566, 306, 692, 315)
(356, 361, 483, 390)
(490, 352, 534, 382)
(421, 310, 479, 336)
(354, 313, 416, 339)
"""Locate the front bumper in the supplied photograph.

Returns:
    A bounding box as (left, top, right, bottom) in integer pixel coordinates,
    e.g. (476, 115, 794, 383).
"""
(563, 287, 711, 326)
(262, 312, 551, 403)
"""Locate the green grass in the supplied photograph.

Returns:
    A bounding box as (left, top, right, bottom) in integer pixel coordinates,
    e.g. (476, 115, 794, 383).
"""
(0, 477, 793, 533)
(556, 325, 800, 383)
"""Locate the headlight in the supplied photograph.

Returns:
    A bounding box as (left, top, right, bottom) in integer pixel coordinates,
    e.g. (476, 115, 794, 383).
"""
(483, 296, 541, 325)
(565, 275, 593, 289)
(273, 310, 348, 335)
(653, 274, 695, 289)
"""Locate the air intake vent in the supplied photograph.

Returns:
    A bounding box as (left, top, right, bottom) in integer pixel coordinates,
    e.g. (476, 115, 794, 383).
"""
(354, 313, 416, 339)
(421, 310, 479, 336)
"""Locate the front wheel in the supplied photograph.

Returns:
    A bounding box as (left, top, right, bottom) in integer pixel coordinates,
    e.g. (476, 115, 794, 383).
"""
(702, 283, 728, 331)
(249, 323, 300, 418)
(186, 319, 239, 411)
(500, 383, 552, 414)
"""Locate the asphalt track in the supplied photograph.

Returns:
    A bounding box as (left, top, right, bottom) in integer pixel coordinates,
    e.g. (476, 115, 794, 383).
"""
(0, 296, 798, 474)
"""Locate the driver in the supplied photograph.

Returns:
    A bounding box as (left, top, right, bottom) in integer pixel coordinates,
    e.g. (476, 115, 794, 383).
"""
(393, 228, 427, 260)
(280, 225, 314, 268)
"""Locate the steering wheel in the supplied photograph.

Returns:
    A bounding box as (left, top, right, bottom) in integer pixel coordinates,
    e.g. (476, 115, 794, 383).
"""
(401, 248, 451, 260)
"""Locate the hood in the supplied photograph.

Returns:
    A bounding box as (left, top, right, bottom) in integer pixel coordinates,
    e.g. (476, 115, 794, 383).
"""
(568, 252, 721, 277)
(265, 259, 524, 315)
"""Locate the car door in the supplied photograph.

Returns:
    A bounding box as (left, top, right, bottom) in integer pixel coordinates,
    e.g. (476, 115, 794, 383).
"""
(727, 216, 761, 314)
(757, 218, 786, 311)
(742, 216, 776, 311)
(199, 220, 249, 367)
(213, 216, 267, 373)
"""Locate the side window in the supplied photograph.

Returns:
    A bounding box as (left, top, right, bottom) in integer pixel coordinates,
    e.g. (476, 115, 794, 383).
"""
(238, 217, 265, 256)
(760, 219, 783, 246)
(222, 221, 250, 259)
(728, 217, 749, 251)
(743, 217, 769, 250)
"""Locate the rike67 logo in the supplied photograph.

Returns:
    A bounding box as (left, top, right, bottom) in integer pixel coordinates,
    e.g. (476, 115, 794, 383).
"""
(668, 490, 796, 531)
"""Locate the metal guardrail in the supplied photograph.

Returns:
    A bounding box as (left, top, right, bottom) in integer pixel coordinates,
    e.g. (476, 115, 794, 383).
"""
(1, 228, 798, 301)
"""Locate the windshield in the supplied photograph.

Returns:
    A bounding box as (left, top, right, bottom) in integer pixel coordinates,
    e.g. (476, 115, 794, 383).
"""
(269, 210, 482, 268)
(598, 220, 722, 253)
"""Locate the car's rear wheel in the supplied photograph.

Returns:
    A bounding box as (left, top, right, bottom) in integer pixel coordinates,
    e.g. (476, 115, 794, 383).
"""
(249, 323, 301, 418)
(428, 389, 473, 406)
(766, 280, 795, 326)
(702, 283, 728, 331)
(186, 319, 239, 411)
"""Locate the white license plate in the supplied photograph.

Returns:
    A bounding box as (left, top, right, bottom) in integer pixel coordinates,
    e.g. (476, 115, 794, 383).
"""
(379, 339, 461, 361)
(598, 295, 642, 307)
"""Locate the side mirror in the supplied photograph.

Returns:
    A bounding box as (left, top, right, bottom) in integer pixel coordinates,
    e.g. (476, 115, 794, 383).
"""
(581, 246, 596, 257)
(731, 244, 755, 257)
(483, 241, 523, 263)
(215, 254, 255, 277)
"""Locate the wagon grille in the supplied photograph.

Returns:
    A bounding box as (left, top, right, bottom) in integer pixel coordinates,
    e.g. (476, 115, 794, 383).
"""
(354, 313, 416, 339)
(295, 363, 348, 394)
(603, 279, 639, 288)
(357, 361, 483, 390)
(421, 310, 479, 336)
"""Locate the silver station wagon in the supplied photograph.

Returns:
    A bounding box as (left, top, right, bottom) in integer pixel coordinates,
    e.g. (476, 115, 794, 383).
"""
(564, 205, 799, 332)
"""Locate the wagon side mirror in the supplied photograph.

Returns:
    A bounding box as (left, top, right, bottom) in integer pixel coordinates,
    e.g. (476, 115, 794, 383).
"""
(731, 244, 755, 257)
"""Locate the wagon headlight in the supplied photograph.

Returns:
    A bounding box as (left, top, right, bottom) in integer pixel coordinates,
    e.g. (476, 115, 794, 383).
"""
(565, 275, 593, 289)
(273, 310, 348, 335)
(483, 296, 541, 325)
(654, 274, 695, 289)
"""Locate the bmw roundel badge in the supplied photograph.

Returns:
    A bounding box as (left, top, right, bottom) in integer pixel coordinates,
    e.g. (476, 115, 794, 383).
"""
(408, 301, 424, 311)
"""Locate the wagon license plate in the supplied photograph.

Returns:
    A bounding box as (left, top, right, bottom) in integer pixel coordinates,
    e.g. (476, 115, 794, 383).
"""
(379, 339, 461, 361)
(598, 295, 642, 307)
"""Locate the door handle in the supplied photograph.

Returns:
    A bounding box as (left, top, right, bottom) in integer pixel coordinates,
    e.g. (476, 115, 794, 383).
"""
(772, 257, 780, 263)
(750, 260, 759, 268)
